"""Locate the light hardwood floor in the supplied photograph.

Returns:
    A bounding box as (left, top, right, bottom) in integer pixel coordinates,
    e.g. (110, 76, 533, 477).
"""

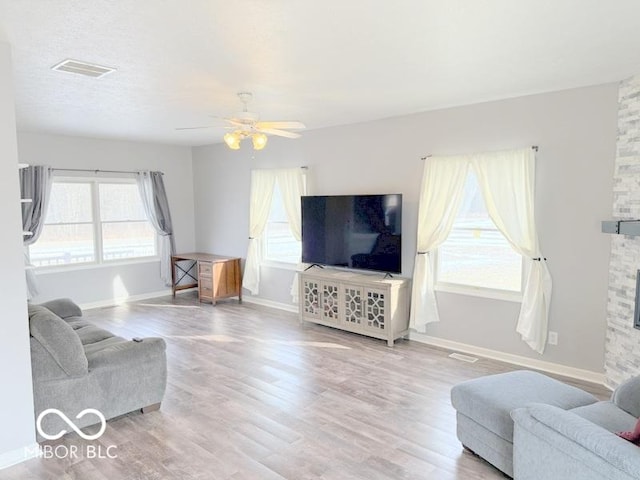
(2, 293, 609, 480)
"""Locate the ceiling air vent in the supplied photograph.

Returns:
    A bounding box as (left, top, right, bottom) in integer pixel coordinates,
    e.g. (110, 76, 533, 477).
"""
(51, 59, 116, 78)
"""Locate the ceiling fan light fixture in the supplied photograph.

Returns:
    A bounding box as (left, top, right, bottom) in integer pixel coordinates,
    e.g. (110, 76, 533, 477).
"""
(179, 92, 303, 150)
(252, 132, 268, 150)
(224, 132, 241, 150)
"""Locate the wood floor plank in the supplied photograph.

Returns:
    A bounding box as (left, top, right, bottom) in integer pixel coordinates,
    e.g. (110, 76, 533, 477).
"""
(1, 292, 610, 479)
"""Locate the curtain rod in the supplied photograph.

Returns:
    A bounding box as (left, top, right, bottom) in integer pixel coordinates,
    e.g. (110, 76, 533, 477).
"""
(52, 168, 164, 175)
(53, 166, 307, 174)
(252, 166, 308, 170)
(420, 145, 539, 161)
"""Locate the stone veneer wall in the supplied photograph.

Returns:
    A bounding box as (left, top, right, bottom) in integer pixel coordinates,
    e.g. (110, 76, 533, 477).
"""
(605, 74, 640, 388)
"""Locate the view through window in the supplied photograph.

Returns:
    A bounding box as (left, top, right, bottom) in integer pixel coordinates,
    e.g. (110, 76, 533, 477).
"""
(436, 170, 523, 293)
(30, 179, 157, 267)
(263, 182, 301, 265)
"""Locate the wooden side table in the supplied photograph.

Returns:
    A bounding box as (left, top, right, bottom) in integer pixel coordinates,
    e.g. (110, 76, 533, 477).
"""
(171, 253, 242, 305)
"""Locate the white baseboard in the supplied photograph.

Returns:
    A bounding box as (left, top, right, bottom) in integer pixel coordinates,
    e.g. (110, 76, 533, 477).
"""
(0, 443, 39, 471)
(411, 332, 607, 386)
(242, 295, 298, 313)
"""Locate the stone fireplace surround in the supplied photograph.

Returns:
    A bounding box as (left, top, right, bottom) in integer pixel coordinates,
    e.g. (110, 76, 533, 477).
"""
(605, 74, 640, 388)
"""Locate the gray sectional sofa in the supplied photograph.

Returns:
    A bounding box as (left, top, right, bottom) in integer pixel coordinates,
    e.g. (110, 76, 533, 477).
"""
(452, 370, 640, 479)
(512, 375, 640, 480)
(28, 298, 167, 440)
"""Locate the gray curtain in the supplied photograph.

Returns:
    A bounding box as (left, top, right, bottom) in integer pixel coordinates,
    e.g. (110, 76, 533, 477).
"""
(136, 171, 176, 285)
(19, 165, 53, 298)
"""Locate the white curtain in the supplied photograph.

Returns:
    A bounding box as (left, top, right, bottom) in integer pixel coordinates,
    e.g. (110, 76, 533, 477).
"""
(410, 147, 551, 353)
(472, 148, 552, 353)
(242, 169, 276, 295)
(136, 171, 176, 286)
(243, 168, 306, 298)
(276, 168, 307, 302)
(20, 165, 53, 299)
(409, 155, 469, 331)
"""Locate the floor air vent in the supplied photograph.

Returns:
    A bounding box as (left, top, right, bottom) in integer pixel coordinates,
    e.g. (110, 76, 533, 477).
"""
(449, 352, 479, 363)
(51, 59, 116, 78)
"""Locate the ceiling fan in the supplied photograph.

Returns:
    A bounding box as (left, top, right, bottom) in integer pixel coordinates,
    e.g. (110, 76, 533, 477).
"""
(176, 92, 305, 150)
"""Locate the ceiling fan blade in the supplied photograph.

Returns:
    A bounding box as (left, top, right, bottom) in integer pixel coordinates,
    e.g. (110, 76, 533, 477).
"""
(258, 128, 302, 139)
(256, 121, 305, 130)
(209, 115, 247, 127)
(175, 126, 216, 130)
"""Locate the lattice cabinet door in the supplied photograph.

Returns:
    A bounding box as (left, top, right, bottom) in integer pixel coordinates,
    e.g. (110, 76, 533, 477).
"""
(300, 269, 409, 345)
(302, 277, 321, 319)
(343, 284, 364, 328)
(364, 288, 388, 332)
(320, 282, 341, 323)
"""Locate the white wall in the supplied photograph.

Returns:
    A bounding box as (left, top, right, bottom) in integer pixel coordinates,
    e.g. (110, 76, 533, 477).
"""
(193, 84, 618, 374)
(0, 41, 36, 467)
(17, 132, 196, 305)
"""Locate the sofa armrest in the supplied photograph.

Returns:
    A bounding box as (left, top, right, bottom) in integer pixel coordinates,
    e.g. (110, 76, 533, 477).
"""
(38, 298, 83, 319)
(612, 375, 640, 418)
(512, 404, 640, 479)
(88, 337, 166, 371)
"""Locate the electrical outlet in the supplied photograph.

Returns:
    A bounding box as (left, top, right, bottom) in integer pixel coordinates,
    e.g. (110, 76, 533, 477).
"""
(548, 331, 558, 345)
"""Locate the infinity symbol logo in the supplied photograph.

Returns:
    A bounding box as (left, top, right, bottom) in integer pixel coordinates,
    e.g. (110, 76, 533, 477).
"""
(36, 408, 107, 441)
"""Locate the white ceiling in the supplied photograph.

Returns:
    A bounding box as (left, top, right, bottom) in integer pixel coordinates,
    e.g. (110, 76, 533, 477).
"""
(1, 0, 640, 147)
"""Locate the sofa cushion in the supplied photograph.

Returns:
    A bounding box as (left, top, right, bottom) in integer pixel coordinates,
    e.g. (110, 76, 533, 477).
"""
(28, 305, 88, 377)
(512, 404, 640, 479)
(612, 375, 640, 419)
(571, 401, 637, 434)
(27, 303, 49, 317)
(37, 298, 82, 320)
(69, 322, 117, 346)
(451, 370, 599, 441)
(83, 336, 127, 356)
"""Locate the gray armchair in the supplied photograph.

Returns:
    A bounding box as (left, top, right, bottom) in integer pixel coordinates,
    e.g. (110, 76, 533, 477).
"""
(28, 299, 167, 440)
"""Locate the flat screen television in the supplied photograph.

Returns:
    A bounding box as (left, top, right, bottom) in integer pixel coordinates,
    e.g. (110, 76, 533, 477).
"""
(301, 194, 402, 274)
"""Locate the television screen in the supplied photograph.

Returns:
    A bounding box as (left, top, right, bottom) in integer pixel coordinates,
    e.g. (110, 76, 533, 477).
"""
(301, 194, 402, 274)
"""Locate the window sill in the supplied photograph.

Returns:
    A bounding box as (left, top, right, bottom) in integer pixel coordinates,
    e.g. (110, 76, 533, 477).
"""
(260, 260, 300, 272)
(33, 257, 161, 275)
(435, 283, 523, 303)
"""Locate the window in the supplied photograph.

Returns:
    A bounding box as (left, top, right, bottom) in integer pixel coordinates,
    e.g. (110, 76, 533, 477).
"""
(29, 178, 157, 267)
(263, 182, 301, 265)
(435, 170, 523, 296)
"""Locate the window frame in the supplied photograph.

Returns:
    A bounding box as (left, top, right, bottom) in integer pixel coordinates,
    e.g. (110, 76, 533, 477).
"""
(260, 176, 305, 270)
(433, 174, 526, 303)
(29, 176, 159, 271)
(434, 253, 526, 302)
(261, 223, 302, 270)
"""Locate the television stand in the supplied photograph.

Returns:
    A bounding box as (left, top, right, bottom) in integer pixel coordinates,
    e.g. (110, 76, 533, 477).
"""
(299, 268, 410, 346)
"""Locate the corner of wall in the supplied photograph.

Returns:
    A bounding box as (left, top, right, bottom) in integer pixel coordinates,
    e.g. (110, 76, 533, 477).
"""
(0, 39, 36, 465)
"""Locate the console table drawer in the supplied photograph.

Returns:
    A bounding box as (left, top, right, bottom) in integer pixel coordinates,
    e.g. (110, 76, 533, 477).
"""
(199, 276, 212, 289)
(199, 262, 213, 276)
(199, 285, 213, 300)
